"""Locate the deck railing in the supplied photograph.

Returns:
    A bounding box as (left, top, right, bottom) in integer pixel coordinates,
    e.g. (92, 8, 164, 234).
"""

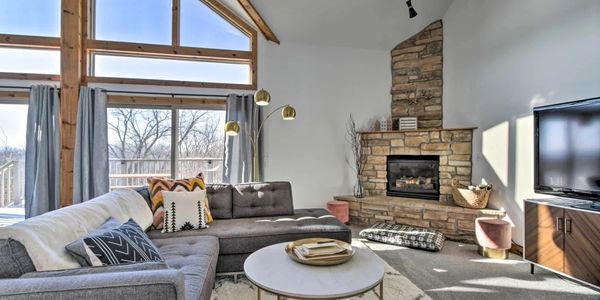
(109, 158, 224, 189)
(0, 160, 24, 208)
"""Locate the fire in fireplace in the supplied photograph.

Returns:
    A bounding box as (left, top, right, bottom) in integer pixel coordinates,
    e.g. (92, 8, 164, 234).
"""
(387, 155, 440, 200)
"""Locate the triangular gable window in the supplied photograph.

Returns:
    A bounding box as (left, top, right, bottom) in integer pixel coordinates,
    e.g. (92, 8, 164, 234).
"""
(180, 0, 250, 51)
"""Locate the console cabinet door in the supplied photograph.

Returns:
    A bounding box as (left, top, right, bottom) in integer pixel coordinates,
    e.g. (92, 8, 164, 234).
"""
(524, 202, 564, 272)
(564, 209, 600, 286)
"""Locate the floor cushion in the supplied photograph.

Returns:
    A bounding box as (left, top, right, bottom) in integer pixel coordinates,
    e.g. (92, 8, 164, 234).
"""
(359, 223, 445, 252)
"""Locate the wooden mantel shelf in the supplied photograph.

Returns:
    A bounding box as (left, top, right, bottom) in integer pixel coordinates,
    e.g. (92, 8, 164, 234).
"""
(359, 127, 477, 134)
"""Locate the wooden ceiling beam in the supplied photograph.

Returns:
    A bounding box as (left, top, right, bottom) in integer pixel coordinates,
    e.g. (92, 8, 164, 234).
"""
(237, 0, 280, 44)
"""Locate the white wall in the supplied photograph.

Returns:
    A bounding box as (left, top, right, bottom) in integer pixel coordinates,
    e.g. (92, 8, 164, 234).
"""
(258, 37, 391, 208)
(443, 0, 600, 244)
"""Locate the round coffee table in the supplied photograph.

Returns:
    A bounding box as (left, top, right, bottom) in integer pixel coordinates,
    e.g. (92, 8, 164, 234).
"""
(244, 242, 385, 299)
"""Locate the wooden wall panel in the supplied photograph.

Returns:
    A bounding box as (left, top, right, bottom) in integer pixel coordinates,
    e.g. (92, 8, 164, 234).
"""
(59, 0, 83, 207)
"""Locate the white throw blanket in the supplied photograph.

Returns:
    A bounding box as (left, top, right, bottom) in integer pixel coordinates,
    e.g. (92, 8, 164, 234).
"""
(0, 189, 152, 271)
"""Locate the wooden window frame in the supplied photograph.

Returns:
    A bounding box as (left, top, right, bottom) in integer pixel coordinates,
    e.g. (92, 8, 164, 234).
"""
(85, 0, 258, 90)
(0, 34, 62, 81)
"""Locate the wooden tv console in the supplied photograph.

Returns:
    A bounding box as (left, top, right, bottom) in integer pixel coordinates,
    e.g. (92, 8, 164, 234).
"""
(524, 198, 600, 288)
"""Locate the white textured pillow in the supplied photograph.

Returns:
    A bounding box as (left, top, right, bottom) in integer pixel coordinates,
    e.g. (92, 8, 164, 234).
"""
(162, 190, 208, 233)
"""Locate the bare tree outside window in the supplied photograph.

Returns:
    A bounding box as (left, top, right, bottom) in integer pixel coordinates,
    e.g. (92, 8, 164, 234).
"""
(107, 107, 225, 189)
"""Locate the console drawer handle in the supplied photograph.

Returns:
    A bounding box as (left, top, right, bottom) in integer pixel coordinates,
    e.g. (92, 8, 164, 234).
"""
(565, 219, 572, 233)
(556, 217, 564, 232)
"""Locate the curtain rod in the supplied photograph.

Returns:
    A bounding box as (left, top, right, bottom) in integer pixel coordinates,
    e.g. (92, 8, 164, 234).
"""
(104, 89, 229, 98)
(0, 85, 61, 90)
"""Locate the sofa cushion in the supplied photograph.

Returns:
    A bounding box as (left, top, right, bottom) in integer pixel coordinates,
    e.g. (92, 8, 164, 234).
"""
(147, 174, 212, 230)
(162, 191, 208, 233)
(20, 262, 169, 278)
(232, 182, 294, 218)
(206, 184, 233, 219)
(148, 208, 351, 256)
(65, 217, 122, 266)
(152, 236, 219, 300)
(0, 239, 35, 279)
(79, 219, 165, 266)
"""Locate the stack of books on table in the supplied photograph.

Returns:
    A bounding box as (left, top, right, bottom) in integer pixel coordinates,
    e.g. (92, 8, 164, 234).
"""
(293, 241, 352, 261)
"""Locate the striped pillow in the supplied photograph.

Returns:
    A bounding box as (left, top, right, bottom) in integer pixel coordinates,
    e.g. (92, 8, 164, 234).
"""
(147, 173, 213, 230)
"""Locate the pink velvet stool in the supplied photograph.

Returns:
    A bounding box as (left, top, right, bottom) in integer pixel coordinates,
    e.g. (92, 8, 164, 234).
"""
(475, 217, 512, 259)
(327, 200, 349, 224)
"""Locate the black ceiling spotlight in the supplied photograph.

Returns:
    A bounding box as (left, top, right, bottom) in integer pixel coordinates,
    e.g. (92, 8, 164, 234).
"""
(406, 0, 418, 18)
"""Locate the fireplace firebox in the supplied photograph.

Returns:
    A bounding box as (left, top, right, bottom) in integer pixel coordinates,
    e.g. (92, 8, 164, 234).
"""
(386, 155, 440, 200)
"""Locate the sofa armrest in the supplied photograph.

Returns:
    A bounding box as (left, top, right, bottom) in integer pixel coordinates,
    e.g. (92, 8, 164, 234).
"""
(0, 269, 185, 300)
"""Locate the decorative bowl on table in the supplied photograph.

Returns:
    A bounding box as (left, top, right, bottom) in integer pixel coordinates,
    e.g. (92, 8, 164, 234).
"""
(284, 238, 354, 266)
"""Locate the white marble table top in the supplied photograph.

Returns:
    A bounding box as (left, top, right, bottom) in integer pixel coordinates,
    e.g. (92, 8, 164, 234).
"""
(244, 242, 385, 299)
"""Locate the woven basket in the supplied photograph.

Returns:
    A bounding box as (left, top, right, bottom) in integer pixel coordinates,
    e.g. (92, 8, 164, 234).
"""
(451, 179, 492, 209)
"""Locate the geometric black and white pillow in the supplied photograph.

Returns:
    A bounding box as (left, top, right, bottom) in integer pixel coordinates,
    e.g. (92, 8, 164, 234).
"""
(359, 222, 445, 252)
(162, 190, 208, 233)
(81, 219, 164, 266)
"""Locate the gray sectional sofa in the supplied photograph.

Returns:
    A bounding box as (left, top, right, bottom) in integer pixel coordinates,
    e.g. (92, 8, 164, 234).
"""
(0, 181, 351, 300)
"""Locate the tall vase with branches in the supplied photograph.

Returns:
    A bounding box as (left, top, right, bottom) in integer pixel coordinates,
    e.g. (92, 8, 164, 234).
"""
(346, 114, 367, 198)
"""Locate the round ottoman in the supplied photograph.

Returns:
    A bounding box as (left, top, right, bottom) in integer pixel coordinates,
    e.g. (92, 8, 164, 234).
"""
(475, 217, 511, 259)
(327, 200, 349, 224)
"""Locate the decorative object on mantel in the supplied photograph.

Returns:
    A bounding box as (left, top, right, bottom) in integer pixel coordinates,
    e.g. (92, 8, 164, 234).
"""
(451, 179, 492, 209)
(378, 116, 392, 131)
(346, 114, 367, 198)
(398, 117, 418, 131)
(284, 238, 354, 266)
(224, 89, 296, 182)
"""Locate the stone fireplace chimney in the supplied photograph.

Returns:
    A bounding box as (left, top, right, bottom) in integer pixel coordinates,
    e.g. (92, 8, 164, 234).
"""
(391, 20, 443, 129)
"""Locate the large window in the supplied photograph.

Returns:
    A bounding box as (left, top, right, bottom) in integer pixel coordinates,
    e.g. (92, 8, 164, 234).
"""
(0, 103, 28, 225)
(107, 106, 225, 189)
(88, 0, 256, 88)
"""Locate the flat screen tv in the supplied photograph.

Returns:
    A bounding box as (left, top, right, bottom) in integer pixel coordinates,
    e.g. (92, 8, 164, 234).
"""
(534, 97, 600, 203)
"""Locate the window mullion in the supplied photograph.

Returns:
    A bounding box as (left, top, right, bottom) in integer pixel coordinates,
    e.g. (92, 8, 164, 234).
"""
(172, 0, 180, 46)
(171, 107, 179, 179)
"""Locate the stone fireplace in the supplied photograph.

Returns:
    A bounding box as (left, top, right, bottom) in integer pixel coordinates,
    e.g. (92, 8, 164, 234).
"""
(334, 20, 505, 242)
(387, 155, 439, 200)
(360, 128, 474, 203)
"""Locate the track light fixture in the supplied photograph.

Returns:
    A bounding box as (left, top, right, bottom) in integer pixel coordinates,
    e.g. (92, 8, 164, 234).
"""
(406, 0, 418, 18)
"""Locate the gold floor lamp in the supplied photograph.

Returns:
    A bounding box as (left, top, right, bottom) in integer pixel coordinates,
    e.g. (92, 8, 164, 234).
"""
(224, 89, 296, 182)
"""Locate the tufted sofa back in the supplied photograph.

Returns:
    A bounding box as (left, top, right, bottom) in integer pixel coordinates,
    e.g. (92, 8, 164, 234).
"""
(135, 181, 293, 219)
(232, 182, 294, 218)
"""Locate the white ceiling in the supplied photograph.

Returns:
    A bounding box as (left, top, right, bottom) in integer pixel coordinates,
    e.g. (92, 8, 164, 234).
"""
(220, 0, 453, 50)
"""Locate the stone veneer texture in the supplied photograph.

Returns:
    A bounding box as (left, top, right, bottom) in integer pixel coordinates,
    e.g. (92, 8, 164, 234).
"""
(360, 129, 474, 202)
(335, 195, 505, 242)
(391, 20, 443, 129)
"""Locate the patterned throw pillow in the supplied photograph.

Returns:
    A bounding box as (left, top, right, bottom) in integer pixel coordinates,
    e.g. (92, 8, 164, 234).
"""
(69, 219, 164, 266)
(359, 223, 445, 252)
(162, 191, 208, 233)
(147, 173, 213, 230)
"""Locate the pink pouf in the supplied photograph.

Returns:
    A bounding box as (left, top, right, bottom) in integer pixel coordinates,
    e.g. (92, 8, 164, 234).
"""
(475, 217, 512, 258)
(327, 200, 349, 224)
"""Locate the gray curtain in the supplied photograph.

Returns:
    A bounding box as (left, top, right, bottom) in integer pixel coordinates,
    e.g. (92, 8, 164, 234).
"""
(72, 87, 109, 204)
(25, 85, 61, 218)
(223, 94, 262, 183)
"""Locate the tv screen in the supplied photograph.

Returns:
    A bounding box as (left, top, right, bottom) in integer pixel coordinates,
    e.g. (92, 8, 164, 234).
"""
(534, 97, 600, 201)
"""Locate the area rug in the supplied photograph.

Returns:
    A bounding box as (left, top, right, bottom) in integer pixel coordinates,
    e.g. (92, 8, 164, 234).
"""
(210, 239, 431, 300)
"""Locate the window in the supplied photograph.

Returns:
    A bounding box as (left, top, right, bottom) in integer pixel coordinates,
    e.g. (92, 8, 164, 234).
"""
(94, 0, 172, 45)
(0, 48, 60, 75)
(107, 106, 225, 189)
(0, 0, 61, 77)
(93, 54, 250, 84)
(180, 0, 250, 51)
(0, 103, 28, 225)
(0, 0, 61, 37)
(88, 0, 256, 88)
